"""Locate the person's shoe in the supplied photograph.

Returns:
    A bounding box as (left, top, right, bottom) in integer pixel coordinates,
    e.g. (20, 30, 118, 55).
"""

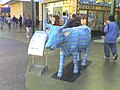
(104, 56, 109, 60)
(113, 54, 118, 60)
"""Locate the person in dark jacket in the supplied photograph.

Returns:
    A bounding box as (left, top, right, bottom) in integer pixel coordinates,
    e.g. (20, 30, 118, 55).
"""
(66, 14, 78, 28)
(76, 14, 81, 26)
(24, 15, 32, 39)
(19, 15, 22, 27)
(12, 15, 17, 28)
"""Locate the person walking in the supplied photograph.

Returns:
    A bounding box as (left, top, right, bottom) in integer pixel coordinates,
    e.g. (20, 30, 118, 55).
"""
(15, 18, 19, 28)
(19, 15, 22, 27)
(6, 15, 11, 29)
(12, 15, 17, 28)
(24, 15, 32, 39)
(104, 15, 119, 60)
(0, 14, 4, 29)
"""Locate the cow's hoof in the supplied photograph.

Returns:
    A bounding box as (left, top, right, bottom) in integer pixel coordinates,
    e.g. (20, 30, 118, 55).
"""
(73, 69, 78, 73)
(81, 62, 86, 67)
(57, 72, 62, 78)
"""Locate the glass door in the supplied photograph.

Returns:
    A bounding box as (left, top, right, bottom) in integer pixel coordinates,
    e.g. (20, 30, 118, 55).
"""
(88, 11, 96, 30)
(96, 11, 104, 30)
(103, 12, 110, 25)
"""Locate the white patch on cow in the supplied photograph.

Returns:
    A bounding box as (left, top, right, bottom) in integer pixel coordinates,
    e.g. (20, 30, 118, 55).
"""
(64, 31, 71, 36)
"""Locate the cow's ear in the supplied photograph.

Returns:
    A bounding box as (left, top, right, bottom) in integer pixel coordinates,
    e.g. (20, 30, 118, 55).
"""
(63, 31, 71, 36)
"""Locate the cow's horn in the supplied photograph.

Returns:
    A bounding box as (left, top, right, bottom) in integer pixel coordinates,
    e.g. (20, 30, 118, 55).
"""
(44, 19, 52, 29)
(60, 20, 68, 30)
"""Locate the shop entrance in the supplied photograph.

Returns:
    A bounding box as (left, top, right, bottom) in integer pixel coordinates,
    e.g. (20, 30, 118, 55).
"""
(53, 7, 62, 25)
(53, 7, 62, 16)
(88, 11, 104, 31)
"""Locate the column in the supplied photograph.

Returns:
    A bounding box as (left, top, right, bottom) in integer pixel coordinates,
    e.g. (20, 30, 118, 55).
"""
(110, 0, 116, 17)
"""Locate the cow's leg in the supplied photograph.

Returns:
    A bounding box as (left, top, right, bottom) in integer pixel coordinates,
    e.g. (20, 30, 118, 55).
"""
(81, 45, 90, 66)
(73, 52, 79, 73)
(77, 52, 81, 61)
(57, 49, 65, 77)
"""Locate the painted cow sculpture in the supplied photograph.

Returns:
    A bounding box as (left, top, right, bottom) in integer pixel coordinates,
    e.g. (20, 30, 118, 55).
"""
(45, 21, 91, 77)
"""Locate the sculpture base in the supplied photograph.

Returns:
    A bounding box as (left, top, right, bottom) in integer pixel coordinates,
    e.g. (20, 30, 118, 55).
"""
(28, 64, 48, 75)
(52, 60, 92, 82)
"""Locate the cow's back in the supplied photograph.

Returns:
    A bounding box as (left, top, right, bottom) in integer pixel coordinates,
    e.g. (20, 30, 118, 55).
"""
(73, 25, 91, 46)
(62, 25, 91, 52)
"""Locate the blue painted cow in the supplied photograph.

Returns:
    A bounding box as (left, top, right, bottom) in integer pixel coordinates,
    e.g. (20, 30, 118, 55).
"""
(45, 21, 91, 77)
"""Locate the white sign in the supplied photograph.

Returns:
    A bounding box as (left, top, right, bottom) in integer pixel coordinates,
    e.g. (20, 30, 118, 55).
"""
(28, 31, 47, 56)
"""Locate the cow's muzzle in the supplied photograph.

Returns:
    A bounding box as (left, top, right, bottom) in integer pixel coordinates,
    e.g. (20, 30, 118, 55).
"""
(45, 44, 57, 50)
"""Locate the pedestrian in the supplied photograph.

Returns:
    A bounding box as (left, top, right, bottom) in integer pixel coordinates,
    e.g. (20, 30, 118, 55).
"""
(24, 15, 32, 39)
(12, 15, 17, 28)
(6, 15, 11, 29)
(61, 12, 69, 25)
(23, 14, 26, 26)
(65, 14, 78, 28)
(58, 12, 62, 25)
(76, 14, 81, 26)
(16, 18, 19, 28)
(0, 14, 4, 29)
(50, 15, 55, 25)
(81, 15, 87, 25)
(19, 15, 22, 27)
(36, 16, 39, 27)
(55, 15, 59, 26)
(104, 15, 119, 60)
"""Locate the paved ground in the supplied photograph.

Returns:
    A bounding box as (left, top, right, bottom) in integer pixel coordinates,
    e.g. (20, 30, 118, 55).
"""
(0, 38, 28, 90)
(0, 23, 120, 90)
(0, 24, 30, 90)
(26, 42, 120, 90)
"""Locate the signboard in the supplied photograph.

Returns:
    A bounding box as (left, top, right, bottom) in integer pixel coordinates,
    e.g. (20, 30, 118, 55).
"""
(19, 0, 44, 2)
(77, 4, 111, 11)
(28, 31, 47, 56)
(44, 0, 61, 3)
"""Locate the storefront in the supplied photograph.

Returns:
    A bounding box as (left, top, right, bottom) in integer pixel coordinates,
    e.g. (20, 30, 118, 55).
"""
(43, 0, 77, 25)
(77, 0, 120, 37)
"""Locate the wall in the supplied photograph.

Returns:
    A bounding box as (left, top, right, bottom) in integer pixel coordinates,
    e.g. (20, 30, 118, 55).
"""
(23, 2, 36, 25)
(23, 2, 32, 17)
(39, 3, 42, 21)
(10, 2, 23, 18)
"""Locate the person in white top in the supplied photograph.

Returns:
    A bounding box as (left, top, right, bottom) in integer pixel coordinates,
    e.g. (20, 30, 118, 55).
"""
(61, 12, 69, 25)
(50, 15, 55, 25)
(6, 15, 11, 29)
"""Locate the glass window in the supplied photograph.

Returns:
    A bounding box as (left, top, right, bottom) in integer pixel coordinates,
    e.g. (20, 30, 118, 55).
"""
(103, 12, 110, 25)
(96, 11, 104, 30)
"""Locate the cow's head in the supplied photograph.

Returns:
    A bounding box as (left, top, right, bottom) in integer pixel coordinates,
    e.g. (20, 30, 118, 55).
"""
(45, 21, 68, 50)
